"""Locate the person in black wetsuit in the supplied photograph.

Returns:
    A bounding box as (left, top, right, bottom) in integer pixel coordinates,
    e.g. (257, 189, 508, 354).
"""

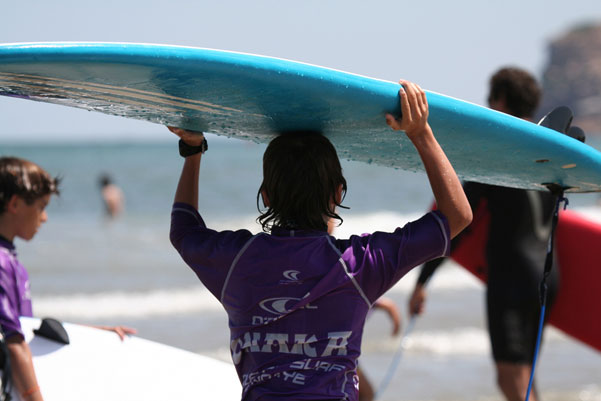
(408, 67, 559, 401)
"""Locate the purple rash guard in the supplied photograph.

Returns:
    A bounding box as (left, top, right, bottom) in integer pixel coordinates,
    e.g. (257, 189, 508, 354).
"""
(0, 237, 33, 339)
(170, 203, 450, 400)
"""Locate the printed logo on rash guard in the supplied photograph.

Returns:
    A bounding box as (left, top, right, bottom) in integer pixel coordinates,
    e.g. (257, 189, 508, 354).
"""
(279, 269, 303, 285)
(254, 292, 318, 325)
(283, 270, 300, 281)
(259, 297, 302, 315)
(259, 292, 318, 316)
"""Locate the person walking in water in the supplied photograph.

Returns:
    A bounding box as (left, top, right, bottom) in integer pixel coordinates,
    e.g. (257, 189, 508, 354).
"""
(409, 67, 558, 401)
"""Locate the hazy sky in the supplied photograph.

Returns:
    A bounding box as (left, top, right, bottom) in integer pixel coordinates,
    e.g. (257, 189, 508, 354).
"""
(1, 0, 600, 142)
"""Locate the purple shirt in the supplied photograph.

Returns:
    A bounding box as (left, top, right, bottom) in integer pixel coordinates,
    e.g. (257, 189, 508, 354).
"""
(171, 203, 449, 400)
(0, 238, 33, 339)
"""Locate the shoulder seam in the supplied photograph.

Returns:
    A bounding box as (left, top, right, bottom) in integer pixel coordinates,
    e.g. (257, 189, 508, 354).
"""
(172, 207, 201, 224)
(220, 234, 261, 303)
(325, 237, 372, 308)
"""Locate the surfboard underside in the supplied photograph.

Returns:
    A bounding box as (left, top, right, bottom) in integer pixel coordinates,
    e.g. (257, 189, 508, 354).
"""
(1, 42, 601, 192)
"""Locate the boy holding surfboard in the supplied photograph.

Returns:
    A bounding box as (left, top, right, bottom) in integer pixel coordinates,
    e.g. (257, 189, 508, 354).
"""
(169, 80, 472, 400)
(0, 157, 136, 401)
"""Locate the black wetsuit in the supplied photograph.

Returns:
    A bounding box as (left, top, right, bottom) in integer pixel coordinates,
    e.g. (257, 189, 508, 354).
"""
(418, 182, 559, 363)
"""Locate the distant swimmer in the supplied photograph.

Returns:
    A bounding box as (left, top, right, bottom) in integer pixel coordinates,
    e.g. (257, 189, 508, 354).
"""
(98, 173, 124, 218)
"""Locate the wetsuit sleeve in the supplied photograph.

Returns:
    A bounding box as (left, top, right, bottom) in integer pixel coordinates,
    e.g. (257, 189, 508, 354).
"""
(416, 231, 468, 285)
(416, 257, 444, 286)
(170, 202, 254, 299)
(416, 181, 489, 286)
(0, 263, 24, 339)
(348, 211, 451, 303)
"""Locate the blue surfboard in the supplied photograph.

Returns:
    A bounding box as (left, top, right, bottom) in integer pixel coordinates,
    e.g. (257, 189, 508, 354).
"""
(1, 42, 600, 192)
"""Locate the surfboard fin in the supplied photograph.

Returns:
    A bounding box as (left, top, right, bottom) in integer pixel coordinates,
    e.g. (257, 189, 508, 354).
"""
(537, 106, 573, 134)
(567, 126, 585, 143)
(538, 106, 586, 144)
(33, 317, 70, 345)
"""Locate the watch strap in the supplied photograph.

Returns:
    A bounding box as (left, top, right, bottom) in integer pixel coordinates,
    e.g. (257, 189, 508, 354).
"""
(179, 138, 208, 157)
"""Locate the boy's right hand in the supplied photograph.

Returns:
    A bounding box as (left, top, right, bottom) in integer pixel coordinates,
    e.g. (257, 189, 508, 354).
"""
(167, 126, 205, 147)
(385, 80, 431, 140)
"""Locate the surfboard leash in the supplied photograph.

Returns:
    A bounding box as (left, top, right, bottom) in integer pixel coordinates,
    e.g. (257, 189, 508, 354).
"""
(374, 315, 417, 400)
(525, 186, 568, 401)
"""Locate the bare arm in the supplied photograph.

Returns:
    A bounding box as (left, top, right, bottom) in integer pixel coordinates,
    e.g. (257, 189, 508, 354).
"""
(386, 80, 472, 238)
(92, 325, 137, 341)
(408, 127, 472, 238)
(6, 336, 43, 401)
(168, 127, 205, 209)
(373, 297, 402, 335)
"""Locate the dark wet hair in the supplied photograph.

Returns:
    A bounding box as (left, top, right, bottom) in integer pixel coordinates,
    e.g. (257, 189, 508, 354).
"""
(257, 132, 347, 232)
(488, 67, 541, 118)
(0, 157, 60, 213)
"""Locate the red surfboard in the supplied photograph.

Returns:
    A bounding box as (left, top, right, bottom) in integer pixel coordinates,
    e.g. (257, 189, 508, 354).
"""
(451, 205, 601, 352)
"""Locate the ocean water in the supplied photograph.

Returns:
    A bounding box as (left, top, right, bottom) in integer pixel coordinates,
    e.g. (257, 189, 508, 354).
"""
(1, 135, 601, 401)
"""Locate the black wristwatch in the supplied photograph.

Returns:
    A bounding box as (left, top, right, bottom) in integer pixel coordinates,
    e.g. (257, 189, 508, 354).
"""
(178, 138, 208, 157)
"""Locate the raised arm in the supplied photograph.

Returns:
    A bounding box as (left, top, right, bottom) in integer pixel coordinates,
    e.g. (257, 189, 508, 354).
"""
(386, 80, 472, 238)
(168, 127, 205, 209)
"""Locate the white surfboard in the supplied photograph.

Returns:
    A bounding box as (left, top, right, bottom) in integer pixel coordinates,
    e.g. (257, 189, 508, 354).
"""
(3, 317, 240, 401)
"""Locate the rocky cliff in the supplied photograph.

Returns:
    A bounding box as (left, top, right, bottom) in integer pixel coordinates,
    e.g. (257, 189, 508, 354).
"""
(539, 22, 601, 135)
